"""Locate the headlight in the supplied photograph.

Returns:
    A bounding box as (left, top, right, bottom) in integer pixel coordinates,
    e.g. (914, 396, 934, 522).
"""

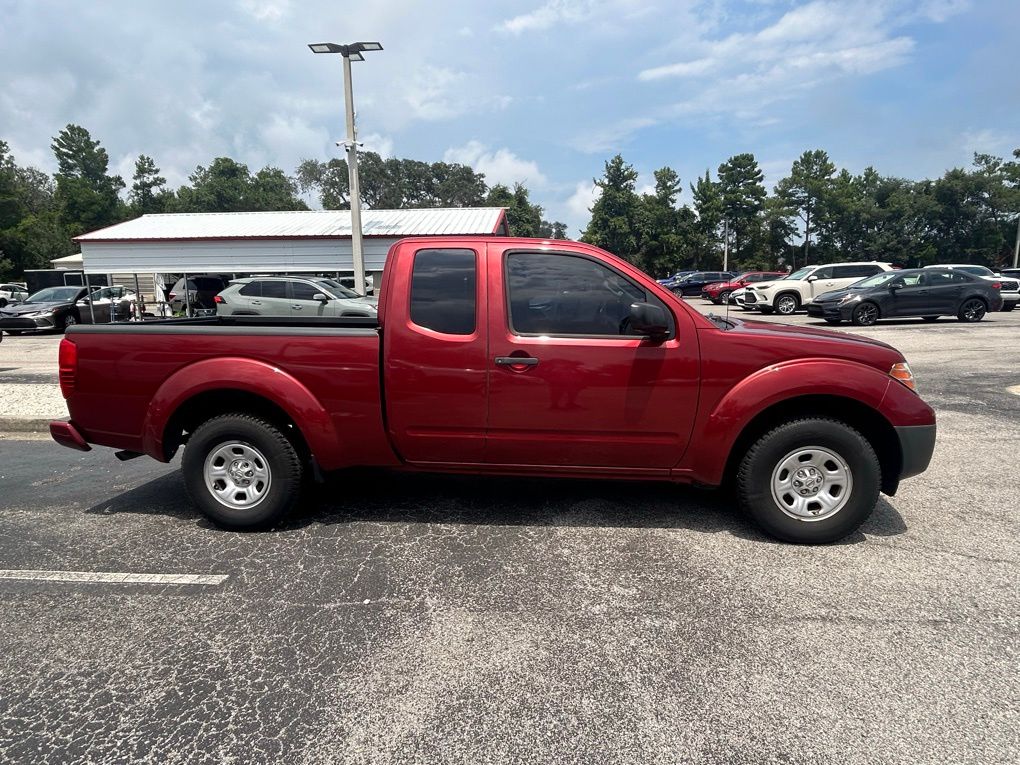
(838, 294, 862, 305)
(889, 362, 917, 393)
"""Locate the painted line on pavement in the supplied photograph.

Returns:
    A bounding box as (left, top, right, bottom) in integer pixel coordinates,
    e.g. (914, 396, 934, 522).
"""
(1008, 385, 1020, 397)
(0, 570, 229, 586)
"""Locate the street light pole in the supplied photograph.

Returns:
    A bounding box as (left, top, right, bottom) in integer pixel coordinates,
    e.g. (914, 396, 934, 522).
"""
(340, 54, 365, 295)
(309, 41, 383, 296)
(1013, 215, 1019, 269)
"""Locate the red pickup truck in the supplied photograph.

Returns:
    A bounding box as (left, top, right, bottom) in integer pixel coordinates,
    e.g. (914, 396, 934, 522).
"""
(51, 237, 936, 543)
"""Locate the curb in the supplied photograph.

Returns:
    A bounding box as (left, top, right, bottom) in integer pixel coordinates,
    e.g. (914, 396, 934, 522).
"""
(0, 417, 55, 434)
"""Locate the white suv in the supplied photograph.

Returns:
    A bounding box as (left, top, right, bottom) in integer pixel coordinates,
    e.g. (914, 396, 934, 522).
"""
(923, 264, 1018, 312)
(0, 283, 28, 308)
(745, 262, 894, 315)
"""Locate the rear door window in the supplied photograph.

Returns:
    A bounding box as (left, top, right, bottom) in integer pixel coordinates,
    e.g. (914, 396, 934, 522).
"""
(409, 249, 477, 335)
(260, 281, 287, 299)
(238, 282, 261, 297)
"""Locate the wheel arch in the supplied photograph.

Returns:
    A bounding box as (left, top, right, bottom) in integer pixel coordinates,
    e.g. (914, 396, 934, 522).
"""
(720, 394, 902, 496)
(142, 357, 342, 468)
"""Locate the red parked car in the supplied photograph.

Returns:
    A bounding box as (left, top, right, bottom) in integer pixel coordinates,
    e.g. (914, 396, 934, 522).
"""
(51, 237, 935, 544)
(702, 272, 787, 304)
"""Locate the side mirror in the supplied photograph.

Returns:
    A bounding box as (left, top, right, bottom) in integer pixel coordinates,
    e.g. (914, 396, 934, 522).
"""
(628, 302, 669, 339)
(312, 293, 330, 302)
(806, 275, 817, 282)
(889, 281, 903, 291)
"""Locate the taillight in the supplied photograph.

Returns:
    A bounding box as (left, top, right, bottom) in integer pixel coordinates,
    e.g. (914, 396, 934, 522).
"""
(991, 282, 1001, 290)
(168, 292, 177, 300)
(58, 338, 77, 398)
(214, 295, 224, 304)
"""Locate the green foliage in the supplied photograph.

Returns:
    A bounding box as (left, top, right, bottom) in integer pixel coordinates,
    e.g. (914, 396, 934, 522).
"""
(172, 157, 307, 212)
(130, 155, 170, 215)
(581, 155, 641, 262)
(486, 183, 544, 237)
(717, 153, 766, 263)
(51, 124, 125, 235)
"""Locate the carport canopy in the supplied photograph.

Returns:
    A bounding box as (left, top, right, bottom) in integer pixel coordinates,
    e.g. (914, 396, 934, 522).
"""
(74, 208, 510, 274)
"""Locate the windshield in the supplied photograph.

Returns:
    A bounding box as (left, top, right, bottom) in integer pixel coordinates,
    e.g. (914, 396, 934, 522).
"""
(26, 287, 80, 303)
(853, 272, 902, 289)
(784, 268, 813, 281)
(317, 278, 360, 299)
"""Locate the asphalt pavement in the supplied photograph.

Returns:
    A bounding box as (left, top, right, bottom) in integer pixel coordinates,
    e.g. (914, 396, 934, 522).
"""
(0, 308, 1018, 764)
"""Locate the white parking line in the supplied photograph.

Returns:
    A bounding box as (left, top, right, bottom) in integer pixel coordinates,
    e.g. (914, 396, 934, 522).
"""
(0, 570, 229, 586)
(1008, 385, 1020, 397)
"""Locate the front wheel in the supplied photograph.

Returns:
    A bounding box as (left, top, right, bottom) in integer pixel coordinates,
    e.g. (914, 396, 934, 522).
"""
(61, 313, 78, 331)
(717, 290, 731, 304)
(774, 294, 800, 315)
(957, 298, 987, 323)
(182, 413, 305, 530)
(851, 302, 880, 326)
(736, 418, 881, 543)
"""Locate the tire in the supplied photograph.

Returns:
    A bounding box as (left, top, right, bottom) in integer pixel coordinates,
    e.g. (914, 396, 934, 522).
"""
(922, 316, 939, 322)
(61, 313, 78, 331)
(0, 298, 6, 308)
(736, 418, 881, 544)
(182, 413, 305, 530)
(957, 297, 987, 323)
(824, 318, 842, 325)
(851, 302, 880, 326)
(774, 293, 800, 315)
(718, 291, 731, 304)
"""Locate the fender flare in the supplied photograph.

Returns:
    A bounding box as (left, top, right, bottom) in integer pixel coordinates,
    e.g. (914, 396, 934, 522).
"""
(141, 357, 339, 463)
(687, 358, 893, 484)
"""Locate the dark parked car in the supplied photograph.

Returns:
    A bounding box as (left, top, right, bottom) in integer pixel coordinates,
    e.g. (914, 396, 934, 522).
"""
(0, 286, 89, 334)
(168, 275, 231, 314)
(657, 270, 696, 289)
(807, 267, 1003, 326)
(670, 271, 737, 297)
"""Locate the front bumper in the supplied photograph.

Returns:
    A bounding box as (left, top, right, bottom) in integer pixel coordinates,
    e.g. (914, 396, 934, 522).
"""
(0, 315, 55, 330)
(895, 424, 936, 480)
(805, 302, 845, 319)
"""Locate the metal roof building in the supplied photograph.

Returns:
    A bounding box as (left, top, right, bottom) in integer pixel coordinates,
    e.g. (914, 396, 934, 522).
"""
(74, 208, 509, 274)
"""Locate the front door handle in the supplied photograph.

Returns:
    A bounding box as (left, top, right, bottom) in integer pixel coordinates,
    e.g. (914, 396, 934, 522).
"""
(495, 356, 539, 367)
(292, 304, 303, 310)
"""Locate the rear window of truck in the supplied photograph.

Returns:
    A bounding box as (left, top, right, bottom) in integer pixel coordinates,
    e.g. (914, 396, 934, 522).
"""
(410, 249, 477, 335)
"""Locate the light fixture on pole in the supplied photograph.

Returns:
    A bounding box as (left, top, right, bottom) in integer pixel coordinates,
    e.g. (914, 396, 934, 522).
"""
(308, 41, 383, 295)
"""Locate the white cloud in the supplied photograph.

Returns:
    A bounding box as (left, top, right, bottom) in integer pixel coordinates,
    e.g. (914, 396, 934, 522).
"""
(566, 180, 600, 220)
(359, 132, 395, 158)
(443, 141, 547, 187)
(573, 117, 657, 154)
(237, 0, 291, 21)
(498, 0, 595, 34)
(961, 129, 1020, 159)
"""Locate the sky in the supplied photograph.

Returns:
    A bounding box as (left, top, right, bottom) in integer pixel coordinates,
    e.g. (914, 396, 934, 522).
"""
(2, 0, 1019, 235)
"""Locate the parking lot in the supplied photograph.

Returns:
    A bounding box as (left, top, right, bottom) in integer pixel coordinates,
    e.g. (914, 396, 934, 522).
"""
(0, 307, 1018, 764)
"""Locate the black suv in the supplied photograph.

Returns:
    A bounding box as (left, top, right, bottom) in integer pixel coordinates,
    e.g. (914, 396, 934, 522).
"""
(669, 271, 736, 297)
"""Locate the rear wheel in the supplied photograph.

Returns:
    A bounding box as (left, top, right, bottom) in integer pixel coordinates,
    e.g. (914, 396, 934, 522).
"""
(182, 413, 305, 530)
(922, 316, 939, 322)
(957, 298, 987, 323)
(774, 293, 800, 315)
(718, 290, 732, 304)
(736, 418, 881, 543)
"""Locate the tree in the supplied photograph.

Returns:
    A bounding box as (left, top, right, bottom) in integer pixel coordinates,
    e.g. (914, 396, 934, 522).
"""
(486, 183, 543, 237)
(636, 167, 691, 275)
(775, 149, 836, 262)
(538, 220, 568, 239)
(129, 155, 169, 215)
(51, 124, 125, 235)
(581, 154, 640, 262)
(173, 158, 306, 212)
(717, 153, 766, 263)
(691, 170, 724, 268)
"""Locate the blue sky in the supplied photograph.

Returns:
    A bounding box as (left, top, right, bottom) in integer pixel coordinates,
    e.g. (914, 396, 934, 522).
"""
(2, 0, 1018, 234)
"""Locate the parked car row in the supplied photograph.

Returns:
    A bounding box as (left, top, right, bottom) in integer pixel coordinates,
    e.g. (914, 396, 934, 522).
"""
(0, 282, 29, 307)
(0, 275, 378, 335)
(695, 260, 1018, 326)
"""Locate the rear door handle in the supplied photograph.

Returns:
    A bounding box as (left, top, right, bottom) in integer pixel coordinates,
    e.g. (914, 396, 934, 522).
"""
(495, 356, 539, 367)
